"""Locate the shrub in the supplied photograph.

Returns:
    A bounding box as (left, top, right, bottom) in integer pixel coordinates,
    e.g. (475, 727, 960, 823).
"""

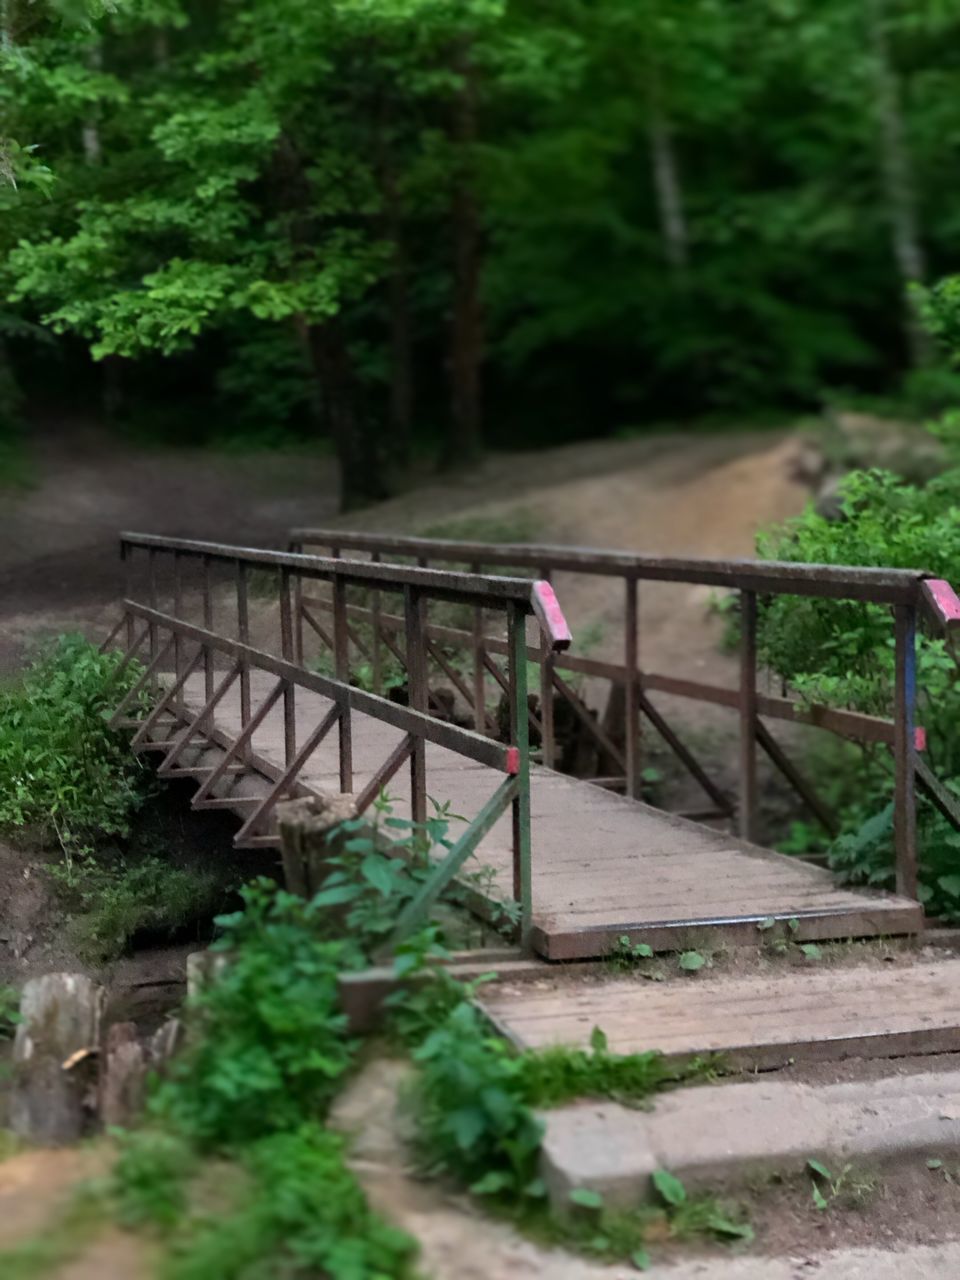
(153, 880, 356, 1147)
(755, 416, 960, 917)
(0, 634, 149, 857)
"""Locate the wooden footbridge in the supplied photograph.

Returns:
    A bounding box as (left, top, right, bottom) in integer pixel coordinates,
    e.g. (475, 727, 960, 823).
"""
(101, 529, 960, 959)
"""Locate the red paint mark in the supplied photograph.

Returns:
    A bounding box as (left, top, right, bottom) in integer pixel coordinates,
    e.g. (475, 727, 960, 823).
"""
(505, 746, 520, 774)
(915, 726, 927, 753)
(532, 581, 573, 651)
(925, 579, 960, 627)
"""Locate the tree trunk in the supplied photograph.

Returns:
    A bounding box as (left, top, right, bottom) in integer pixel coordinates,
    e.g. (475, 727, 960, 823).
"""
(866, 0, 930, 366)
(81, 42, 103, 166)
(306, 320, 390, 511)
(444, 39, 484, 469)
(646, 71, 689, 273)
(375, 114, 414, 472)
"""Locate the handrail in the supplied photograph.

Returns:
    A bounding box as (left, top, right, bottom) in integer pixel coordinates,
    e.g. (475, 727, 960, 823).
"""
(288, 527, 952, 607)
(288, 525, 960, 908)
(120, 533, 570, 640)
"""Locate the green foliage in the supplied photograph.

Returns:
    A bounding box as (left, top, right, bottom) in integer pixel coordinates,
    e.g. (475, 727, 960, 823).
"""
(0, 635, 149, 857)
(160, 1125, 417, 1280)
(0, 985, 20, 1039)
(153, 880, 356, 1147)
(111, 1129, 195, 1229)
(754, 407, 960, 919)
(53, 853, 223, 963)
(608, 934, 654, 971)
(409, 987, 719, 1199)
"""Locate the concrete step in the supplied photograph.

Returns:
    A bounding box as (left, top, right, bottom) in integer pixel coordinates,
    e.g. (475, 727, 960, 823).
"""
(540, 1067, 960, 1212)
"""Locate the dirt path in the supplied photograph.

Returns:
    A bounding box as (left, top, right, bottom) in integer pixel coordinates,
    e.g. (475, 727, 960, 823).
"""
(0, 418, 811, 677)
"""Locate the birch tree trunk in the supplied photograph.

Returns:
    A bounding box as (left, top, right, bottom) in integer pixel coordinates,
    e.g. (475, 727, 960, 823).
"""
(647, 69, 690, 272)
(866, 0, 930, 366)
(444, 38, 484, 469)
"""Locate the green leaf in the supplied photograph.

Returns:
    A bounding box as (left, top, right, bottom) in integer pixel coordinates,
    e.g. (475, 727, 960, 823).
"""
(807, 1158, 832, 1180)
(470, 1170, 514, 1195)
(589, 1026, 608, 1054)
(812, 1182, 829, 1211)
(679, 951, 706, 972)
(927, 1158, 944, 1170)
(360, 854, 395, 896)
(757, 917, 776, 931)
(631, 1248, 651, 1271)
(651, 1169, 686, 1207)
(568, 1187, 604, 1210)
(799, 943, 822, 960)
(937, 874, 960, 898)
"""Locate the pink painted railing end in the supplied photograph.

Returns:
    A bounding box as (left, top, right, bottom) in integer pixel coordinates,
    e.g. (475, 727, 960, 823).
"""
(532, 580, 573, 652)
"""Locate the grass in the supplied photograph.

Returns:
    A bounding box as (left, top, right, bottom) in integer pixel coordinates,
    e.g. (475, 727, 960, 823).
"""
(419, 510, 541, 545)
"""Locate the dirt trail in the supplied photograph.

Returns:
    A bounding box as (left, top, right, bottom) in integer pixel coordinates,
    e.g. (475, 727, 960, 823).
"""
(0, 420, 811, 679)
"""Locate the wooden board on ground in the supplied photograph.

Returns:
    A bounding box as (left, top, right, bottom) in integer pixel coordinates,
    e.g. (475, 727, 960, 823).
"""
(158, 669, 922, 961)
(479, 961, 960, 1067)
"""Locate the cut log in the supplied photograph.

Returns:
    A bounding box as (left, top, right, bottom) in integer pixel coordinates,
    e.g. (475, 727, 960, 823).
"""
(277, 793, 358, 897)
(99, 1021, 146, 1129)
(11, 973, 105, 1145)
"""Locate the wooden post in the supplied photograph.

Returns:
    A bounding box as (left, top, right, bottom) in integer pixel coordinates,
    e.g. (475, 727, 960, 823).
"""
(471, 561, 486, 733)
(279, 567, 296, 766)
(894, 603, 919, 899)
(539, 567, 556, 769)
(739, 589, 758, 842)
(624, 575, 640, 798)
(203, 553, 214, 702)
(236, 560, 250, 760)
(333, 575, 353, 792)
(405, 585, 428, 826)
(277, 794, 359, 897)
(371, 550, 383, 695)
(290, 541, 305, 666)
(509, 602, 533, 951)
(11, 974, 105, 1145)
(148, 547, 158, 663)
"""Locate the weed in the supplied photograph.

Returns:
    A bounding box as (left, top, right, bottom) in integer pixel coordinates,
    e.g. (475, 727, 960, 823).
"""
(152, 880, 356, 1147)
(0, 984, 19, 1038)
(111, 1128, 196, 1229)
(159, 1124, 417, 1280)
(52, 854, 224, 963)
(807, 1158, 880, 1211)
(608, 934, 654, 971)
(757, 917, 822, 962)
(678, 950, 707, 973)
(0, 635, 150, 859)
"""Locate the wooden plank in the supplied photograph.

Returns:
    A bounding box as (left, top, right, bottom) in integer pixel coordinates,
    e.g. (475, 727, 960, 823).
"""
(157, 668, 923, 960)
(479, 961, 960, 1067)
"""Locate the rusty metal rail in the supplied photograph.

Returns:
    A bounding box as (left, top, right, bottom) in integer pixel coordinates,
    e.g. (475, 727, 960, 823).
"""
(289, 526, 960, 905)
(108, 533, 572, 947)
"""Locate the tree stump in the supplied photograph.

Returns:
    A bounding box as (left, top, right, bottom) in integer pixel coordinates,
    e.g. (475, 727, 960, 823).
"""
(277, 793, 358, 897)
(10, 973, 105, 1145)
(98, 1021, 146, 1129)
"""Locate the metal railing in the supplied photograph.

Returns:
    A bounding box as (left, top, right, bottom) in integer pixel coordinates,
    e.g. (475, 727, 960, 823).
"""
(105, 533, 572, 948)
(288, 526, 960, 905)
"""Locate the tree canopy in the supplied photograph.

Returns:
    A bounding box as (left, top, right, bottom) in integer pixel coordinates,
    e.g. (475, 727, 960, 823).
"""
(4, 0, 960, 505)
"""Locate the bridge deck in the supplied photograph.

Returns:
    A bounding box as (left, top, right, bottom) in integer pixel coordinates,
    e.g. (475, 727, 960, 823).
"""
(171, 670, 921, 959)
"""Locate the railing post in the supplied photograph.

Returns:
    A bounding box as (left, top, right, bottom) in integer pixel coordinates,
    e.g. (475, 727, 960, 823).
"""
(290, 541, 304, 666)
(122, 542, 135, 648)
(148, 548, 158, 663)
(894, 602, 919, 900)
(236, 560, 250, 760)
(280, 567, 296, 767)
(509, 601, 533, 951)
(371, 550, 383, 696)
(333, 573, 353, 791)
(173, 550, 184, 709)
(539, 567, 556, 770)
(624, 574, 640, 799)
(471, 561, 486, 733)
(405, 585, 428, 826)
(739, 589, 758, 842)
(202, 554, 214, 703)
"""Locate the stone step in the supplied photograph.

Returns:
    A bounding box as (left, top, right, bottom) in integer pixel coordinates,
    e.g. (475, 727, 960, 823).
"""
(540, 1068, 960, 1212)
